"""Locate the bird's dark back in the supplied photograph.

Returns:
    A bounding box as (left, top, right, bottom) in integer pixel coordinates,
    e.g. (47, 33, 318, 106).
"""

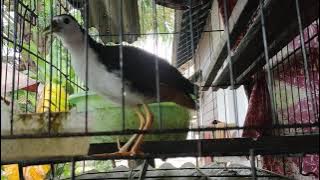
(89, 38, 198, 109)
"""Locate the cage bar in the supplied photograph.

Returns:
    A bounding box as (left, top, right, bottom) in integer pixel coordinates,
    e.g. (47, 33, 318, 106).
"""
(1, 0, 319, 179)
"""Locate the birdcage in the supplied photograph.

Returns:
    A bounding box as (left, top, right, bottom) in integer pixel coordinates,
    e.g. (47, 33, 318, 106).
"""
(1, 0, 319, 179)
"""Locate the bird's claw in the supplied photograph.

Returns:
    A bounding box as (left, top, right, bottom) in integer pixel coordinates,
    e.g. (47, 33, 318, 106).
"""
(91, 150, 144, 158)
(91, 103, 151, 158)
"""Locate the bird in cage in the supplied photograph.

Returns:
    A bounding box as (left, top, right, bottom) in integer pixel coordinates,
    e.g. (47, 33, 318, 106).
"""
(43, 14, 198, 156)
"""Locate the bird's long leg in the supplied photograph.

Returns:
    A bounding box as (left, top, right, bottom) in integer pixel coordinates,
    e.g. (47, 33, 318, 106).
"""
(130, 103, 153, 155)
(116, 107, 146, 152)
(91, 106, 146, 157)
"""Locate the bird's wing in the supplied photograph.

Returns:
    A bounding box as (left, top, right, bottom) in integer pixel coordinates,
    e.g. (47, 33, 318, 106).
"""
(122, 46, 196, 95)
(90, 40, 197, 108)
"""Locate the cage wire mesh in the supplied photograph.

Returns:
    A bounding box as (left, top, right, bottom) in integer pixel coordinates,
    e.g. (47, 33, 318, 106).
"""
(0, 0, 319, 179)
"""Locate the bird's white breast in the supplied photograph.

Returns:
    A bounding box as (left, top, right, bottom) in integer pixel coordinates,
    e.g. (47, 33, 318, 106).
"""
(67, 44, 144, 106)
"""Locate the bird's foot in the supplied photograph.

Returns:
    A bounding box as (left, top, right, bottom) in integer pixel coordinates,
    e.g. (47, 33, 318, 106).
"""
(91, 151, 135, 157)
(90, 135, 144, 158)
(129, 149, 144, 156)
(91, 149, 143, 158)
(90, 103, 152, 158)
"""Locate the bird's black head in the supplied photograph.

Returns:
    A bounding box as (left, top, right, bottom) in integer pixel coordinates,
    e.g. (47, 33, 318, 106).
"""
(43, 14, 83, 42)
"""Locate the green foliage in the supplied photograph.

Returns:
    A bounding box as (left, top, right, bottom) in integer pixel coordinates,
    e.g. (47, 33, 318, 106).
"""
(37, 0, 54, 29)
(72, 10, 84, 25)
(1, 166, 8, 180)
(138, 0, 175, 41)
(52, 163, 76, 179)
(52, 161, 112, 178)
(93, 161, 113, 172)
(8, 90, 37, 112)
(57, 163, 71, 179)
(54, 164, 66, 178)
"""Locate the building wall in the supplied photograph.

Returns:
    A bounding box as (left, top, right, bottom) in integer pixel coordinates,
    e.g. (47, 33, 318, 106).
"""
(193, 0, 248, 128)
(200, 87, 218, 126)
(189, 0, 250, 167)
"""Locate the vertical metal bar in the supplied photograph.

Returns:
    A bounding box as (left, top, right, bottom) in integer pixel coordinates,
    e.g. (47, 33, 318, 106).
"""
(140, 0, 145, 34)
(138, 160, 148, 180)
(279, 49, 291, 134)
(187, 0, 195, 96)
(0, 0, 3, 109)
(3, 0, 11, 107)
(273, 53, 284, 131)
(10, 0, 20, 135)
(16, 4, 25, 107)
(58, 0, 62, 112)
(18, 164, 24, 180)
(64, 1, 69, 112)
(26, 0, 32, 113)
(43, 0, 47, 113)
(35, 0, 39, 112)
(84, 0, 89, 133)
(98, 0, 101, 39)
(292, 40, 304, 134)
(295, 0, 316, 126)
(282, 156, 286, 176)
(56, 1, 62, 112)
(50, 163, 55, 179)
(64, 52, 68, 107)
(223, 0, 239, 129)
(306, 24, 319, 119)
(188, 0, 202, 160)
(71, 159, 76, 180)
(48, 0, 54, 133)
(128, 166, 134, 180)
(53, 0, 59, 113)
(152, 0, 162, 129)
(250, 149, 257, 180)
(118, 0, 125, 131)
(305, 23, 318, 130)
(316, 19, 319, 53)
(82, 161, 85, 173)
(223, 89, 227, 138)
(197, 89, 203, 159)
(259, 0, 278, 129)
(285, 45, 298, 134)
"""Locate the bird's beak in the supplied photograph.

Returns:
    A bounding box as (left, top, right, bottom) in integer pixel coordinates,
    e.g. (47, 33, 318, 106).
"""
(43, 20, 61, 37)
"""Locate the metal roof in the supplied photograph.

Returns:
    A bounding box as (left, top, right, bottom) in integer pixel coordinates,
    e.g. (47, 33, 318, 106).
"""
(70, 162, 288, 179)
(175, 0, 213, 67)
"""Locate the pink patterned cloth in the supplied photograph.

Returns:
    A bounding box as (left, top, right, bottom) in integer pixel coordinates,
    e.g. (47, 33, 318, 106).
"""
(217, 1, 319, 177)
(263, 22, 319, 179)
(242, 74, 273, 138)
(242, 21, 319, 178)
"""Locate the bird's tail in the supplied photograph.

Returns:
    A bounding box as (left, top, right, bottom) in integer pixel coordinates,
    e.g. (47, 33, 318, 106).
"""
(181, 83, 199, 110)
(182, 81, 199, 110)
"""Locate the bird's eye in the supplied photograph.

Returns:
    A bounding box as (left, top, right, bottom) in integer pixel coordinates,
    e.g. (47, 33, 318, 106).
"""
(63, 18, 70, 24)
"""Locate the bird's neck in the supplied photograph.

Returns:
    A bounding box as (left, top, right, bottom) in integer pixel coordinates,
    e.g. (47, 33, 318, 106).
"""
(61, 36, 85, 53)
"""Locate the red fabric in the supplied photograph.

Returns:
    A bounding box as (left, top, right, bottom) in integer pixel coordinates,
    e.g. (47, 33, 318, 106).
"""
(242, 74, 273, 138)
(242, 21, 319, 178)
(22, 83, 39, 92)
(218, 0, 250, 50)
(262, 22, 319, 179)
(217, 2, 318, 177)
